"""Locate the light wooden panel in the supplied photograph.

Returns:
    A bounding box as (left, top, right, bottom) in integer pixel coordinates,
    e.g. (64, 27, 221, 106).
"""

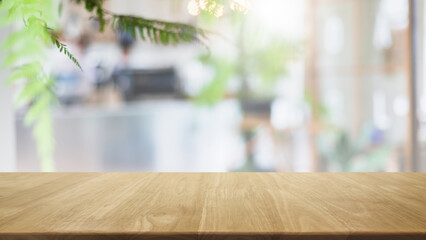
(0, 173, 425, 239)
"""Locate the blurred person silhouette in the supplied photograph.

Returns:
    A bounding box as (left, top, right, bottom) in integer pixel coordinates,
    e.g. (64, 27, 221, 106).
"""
(112, 30, 135, 100)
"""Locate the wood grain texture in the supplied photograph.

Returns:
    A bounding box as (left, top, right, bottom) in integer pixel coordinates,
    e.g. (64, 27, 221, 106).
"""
(0, 173, 425, 240)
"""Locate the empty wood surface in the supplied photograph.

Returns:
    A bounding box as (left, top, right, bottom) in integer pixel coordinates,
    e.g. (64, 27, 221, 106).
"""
(0, 173, 425, 240)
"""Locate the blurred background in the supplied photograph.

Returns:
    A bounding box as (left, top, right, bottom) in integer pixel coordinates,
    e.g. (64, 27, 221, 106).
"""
(1, 0, 426, 172)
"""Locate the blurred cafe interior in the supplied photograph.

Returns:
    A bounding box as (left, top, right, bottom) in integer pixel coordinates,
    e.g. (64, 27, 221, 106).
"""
(1, 0, 426, 172)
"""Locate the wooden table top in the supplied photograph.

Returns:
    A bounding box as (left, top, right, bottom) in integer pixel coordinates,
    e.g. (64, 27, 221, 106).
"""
(0, 173, 425, 240)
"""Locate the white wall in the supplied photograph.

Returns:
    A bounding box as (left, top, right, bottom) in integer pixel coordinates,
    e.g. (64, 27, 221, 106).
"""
(0, 26, 16, 172)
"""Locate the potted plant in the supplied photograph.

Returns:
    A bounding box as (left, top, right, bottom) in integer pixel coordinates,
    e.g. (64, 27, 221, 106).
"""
(192, 11, 300, 171)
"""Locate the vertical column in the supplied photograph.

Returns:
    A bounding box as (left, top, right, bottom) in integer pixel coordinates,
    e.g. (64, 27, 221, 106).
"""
(405, 0, 419, 171)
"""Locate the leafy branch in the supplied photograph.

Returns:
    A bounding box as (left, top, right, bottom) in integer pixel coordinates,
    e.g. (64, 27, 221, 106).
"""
(111, 14, 208, 46)
(68, 0, 209, 46)
(48, 30, 83, 71)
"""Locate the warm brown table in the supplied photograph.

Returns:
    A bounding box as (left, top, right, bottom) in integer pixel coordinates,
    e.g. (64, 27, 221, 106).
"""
(0, 173, 425, 240)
